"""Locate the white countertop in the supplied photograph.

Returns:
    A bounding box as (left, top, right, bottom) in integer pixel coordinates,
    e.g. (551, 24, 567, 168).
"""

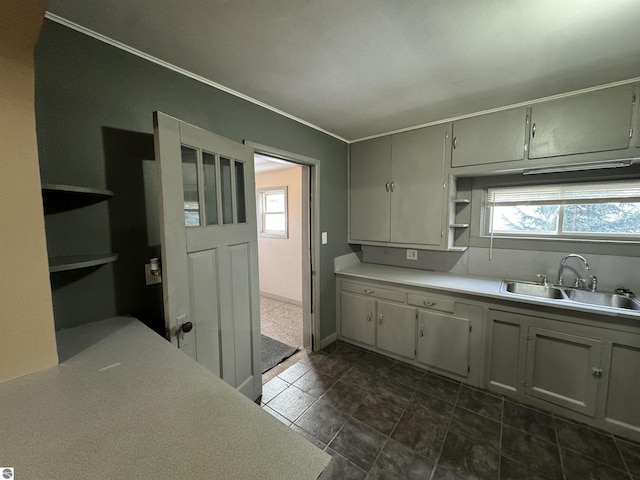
(336, 262, 640, 322)
(0, 317, 330, 480)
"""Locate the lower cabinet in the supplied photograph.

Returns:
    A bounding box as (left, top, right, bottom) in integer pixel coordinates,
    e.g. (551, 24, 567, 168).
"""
(417, 309, 470, 377)
(604, 340, 640, 434)
(340, 291, 376, 346)
(376, 300, 416, 359)
(487, 310, 603, 417)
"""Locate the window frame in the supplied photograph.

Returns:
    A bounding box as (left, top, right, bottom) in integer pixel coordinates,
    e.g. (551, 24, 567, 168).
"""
(257, 186, 288, 239)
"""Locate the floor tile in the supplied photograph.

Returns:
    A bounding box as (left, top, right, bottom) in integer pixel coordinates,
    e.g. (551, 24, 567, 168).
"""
(315, 356, 353, 379)
(501, 424, 562, 478)
(618, 438, 640, 476)
(294, 401, 349, 444)
(352, 393, 404, 435)
(329, 343, 366, 363)
(407, 389, 455, 422)
(503, 400, 555, 443)
(369, 438, 435, 480)
(340, 364, 380, 392)
(449, 407, 501, 451)
(416, 372, 461, 403)
(328, 419, 387, 471)
(323, 448, 367, 480)
(562, 448, 631, 480)
(384, 361, 425, 389)
(390, 410, 449, 460)
(438, 431, 499, 480)
(432, 467, 468, 479)
(300, 352, 327, 367)
(320, 380, 367, 414)
(262, 405, 291, 426)
(290, 423, 326, 450)
(499, 456, 548, 480)
(320, 342, 343, 355)
(456, 386, 503, 421)
(261, 376, 289, 403)
(293, 369, 337, 398)
(277, 362, 311, 383)
(371, 377, 415, 408)
(267, 385, 316, 421)
(556, 418, 625, 470)
(355, 351, 395, 376)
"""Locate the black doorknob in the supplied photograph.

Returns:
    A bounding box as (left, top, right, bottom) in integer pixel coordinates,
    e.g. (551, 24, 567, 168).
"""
(180, 321, 193, 333)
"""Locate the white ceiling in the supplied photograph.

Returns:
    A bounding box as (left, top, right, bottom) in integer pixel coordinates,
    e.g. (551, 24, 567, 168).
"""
(47, 0, 640, 142)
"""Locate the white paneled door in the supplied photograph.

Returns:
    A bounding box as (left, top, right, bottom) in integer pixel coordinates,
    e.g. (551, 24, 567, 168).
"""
(154, 112, 261, 400)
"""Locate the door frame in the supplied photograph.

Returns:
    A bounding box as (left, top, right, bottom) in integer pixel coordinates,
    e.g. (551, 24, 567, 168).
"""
(245, 141, 320, 351)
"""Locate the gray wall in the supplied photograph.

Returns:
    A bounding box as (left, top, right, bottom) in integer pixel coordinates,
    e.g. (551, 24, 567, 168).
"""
(36, 21, 351, 340)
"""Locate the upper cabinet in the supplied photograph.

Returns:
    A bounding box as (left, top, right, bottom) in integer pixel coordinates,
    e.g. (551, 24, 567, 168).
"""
(451, 108, 528, 168)
(529, 84, 635, 159)
(350, 136, 391, 242)
(349, 124, 452, 248)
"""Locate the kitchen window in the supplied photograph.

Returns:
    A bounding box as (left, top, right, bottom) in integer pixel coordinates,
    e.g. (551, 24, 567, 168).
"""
(485, 181, 640, 239)
(258, 187, 288, 238)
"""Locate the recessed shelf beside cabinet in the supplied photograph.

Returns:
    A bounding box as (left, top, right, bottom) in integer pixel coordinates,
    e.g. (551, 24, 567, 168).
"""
(49, 253, 119, 273)
(41, 182, 117, 274)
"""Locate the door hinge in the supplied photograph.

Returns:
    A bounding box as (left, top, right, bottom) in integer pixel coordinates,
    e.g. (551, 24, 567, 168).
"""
(467, 365, 470, 373)
(469, 325, 472, 333)
(592, 367, 603, 378)
(633, 94, 636, 104)
(522, 334, 534, 341)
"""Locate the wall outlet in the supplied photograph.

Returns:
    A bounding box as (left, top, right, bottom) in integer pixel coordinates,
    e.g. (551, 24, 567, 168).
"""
(322, 232, 328, 244)
(406, 249, 418, 261)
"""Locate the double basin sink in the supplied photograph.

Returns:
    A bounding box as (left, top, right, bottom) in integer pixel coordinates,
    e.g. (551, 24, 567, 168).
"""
(501, 280, 640, 311)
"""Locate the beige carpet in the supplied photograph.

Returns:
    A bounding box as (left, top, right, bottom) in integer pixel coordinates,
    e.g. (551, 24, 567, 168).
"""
(259, 295, 308, 383)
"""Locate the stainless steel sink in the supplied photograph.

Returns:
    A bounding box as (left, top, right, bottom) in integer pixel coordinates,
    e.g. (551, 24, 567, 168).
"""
(501, 281, 566, 299)
(566, 290, 640, 311)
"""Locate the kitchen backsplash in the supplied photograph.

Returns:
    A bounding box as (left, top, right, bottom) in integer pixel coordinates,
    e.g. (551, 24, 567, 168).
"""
(360, 246, 640, 294)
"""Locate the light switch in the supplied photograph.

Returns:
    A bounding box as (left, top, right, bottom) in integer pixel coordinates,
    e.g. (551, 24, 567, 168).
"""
(322, 232, 328, 244)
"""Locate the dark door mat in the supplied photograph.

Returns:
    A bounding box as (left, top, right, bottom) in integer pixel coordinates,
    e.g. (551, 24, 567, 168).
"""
(261, 334, 298, 373)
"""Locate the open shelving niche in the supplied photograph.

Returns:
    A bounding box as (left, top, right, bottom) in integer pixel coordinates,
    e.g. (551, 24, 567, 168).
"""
(41, 184, 118, 273)
(446, 176, 472, 251)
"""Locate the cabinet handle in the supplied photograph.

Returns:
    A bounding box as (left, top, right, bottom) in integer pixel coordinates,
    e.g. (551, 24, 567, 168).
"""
(390, 181, 395, 192)
(378, 314, 384, 325)
(453, 136, 457, 149)
(364, 288, 375, 295)
(532, 123, 536, 138)
(385, 181, 390, 192)
(367, 312, 372, 322)
(423, 301, 436, 307)
(592, 367, 603, 378)
(419, 326, 424, 337)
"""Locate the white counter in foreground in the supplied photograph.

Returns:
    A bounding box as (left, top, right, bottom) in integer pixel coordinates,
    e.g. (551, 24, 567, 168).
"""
(0, 317, 330, 480)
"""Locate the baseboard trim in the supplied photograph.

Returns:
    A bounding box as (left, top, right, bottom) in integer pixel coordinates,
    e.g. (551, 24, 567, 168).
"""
(259, 291, 302, 307)
(319, 332, 338, 349)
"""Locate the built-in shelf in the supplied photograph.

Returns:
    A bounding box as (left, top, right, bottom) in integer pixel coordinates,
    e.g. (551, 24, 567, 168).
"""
(49, 253, 119, 273)
(450, 223, 470, 228)
(42, 183, 114, 199)
(454, 199, 471, 204)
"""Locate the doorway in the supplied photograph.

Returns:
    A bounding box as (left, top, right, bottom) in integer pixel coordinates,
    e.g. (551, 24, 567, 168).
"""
(249, 143, 319, 378)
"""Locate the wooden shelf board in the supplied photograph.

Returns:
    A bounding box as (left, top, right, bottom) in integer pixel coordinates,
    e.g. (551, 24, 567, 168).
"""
(450, 224, 470, 228)
(49, 253, 118, 273)
(42, 183, 114, 198)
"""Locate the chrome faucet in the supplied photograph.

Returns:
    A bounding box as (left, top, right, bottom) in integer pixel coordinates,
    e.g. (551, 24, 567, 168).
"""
(557, 254, 597, 291)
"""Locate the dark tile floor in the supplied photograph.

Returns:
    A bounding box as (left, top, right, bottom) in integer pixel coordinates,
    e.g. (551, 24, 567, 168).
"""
(261, 341, 640, 480)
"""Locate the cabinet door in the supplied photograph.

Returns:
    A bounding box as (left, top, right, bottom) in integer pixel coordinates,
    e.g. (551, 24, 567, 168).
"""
(451, 108, 527, 167)
(417, 309, 469, 377)
(524, 327, 602, 417)
(376, 301, 416, 359)
(340, 292, 376, 346)
(529, 85, 634, 159)
(350, 136, 391, 242)
(486, 311, 527, 397)
(390, 124, 449, 246)
(604, 341, 640, 433)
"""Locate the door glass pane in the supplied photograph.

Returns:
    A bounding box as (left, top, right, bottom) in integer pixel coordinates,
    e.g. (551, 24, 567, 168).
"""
(220, 156, 234, 224)
(181, 145, 200, 227)
(235, 161, 246, 223)
(202, 151, 218, 225)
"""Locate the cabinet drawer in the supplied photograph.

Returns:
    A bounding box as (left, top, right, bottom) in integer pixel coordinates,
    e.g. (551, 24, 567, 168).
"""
(341, 282, 405, 303)
(407, 294, 454, 313)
